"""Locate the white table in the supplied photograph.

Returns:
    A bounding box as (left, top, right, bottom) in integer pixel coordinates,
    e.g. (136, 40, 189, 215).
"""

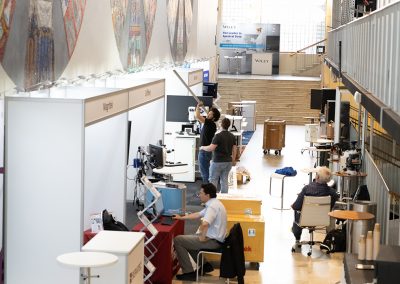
(57, 252, 118, 284)
(300, 167, 319, 184)
(82, 231, 146, 284)
(224, 55, 243, 74)
(153, 165, 189, 182)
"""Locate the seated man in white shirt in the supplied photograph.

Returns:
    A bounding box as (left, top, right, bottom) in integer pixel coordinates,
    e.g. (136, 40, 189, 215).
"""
(173, 183, 227, 281)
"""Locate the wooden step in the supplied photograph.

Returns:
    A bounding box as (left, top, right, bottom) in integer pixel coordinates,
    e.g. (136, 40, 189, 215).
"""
(218, 77, 321, 125)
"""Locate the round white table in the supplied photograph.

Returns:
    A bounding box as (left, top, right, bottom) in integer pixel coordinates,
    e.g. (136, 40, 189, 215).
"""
(57, 251, 118, 284)
(153, 165, 189, 181)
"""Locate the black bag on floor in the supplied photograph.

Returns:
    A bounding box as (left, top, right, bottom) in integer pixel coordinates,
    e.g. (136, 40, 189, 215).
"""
(102, 209, 129, 231)
(321, 226, 346, 253)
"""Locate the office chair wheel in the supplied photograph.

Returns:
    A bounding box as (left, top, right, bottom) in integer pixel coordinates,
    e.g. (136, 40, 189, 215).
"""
(291, 248, 295, 253)
(307, 251, 312, 256)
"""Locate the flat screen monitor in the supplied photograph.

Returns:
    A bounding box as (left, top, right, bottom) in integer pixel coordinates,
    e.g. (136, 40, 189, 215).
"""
(166, 95, 213, 122)
(145, 187, 185, 216)
(153, 195, 164, 216)
(203, 82, 218, 98)
(181, 124, 194, 133)
(149, 144, 164, 169)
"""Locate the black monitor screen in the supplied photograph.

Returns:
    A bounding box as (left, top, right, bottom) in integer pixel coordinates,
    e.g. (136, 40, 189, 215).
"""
(310, 89, 336, 113)
(166, 95, 213, 122)
(203, 82, 218, 98)
(149, 144, 164, 169)
(266, 36, 280, 51)
(321, 89, 336, 113)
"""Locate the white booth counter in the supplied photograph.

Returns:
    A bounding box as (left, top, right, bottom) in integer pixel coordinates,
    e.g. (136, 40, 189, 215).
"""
(5, 82, 164, 284)
(82, 231, 146, 284)
(251, 52, 273, 75)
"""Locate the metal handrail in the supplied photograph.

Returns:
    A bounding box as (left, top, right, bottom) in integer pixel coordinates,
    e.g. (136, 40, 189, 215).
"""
(289, 38, 327, 56)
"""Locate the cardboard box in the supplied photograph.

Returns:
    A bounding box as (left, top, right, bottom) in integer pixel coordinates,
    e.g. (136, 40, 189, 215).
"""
(218, 194, 262, 215)
(236, 172, 250, 184)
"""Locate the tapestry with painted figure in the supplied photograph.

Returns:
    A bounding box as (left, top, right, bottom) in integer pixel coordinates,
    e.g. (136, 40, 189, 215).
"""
(167, 0, 193, 63)
(0, 0, 86, 90)
(62, 0, 86, 57)
(0, 0, 16, 61)
(111, 0, 157, 70)
(25, 0, 54, 89)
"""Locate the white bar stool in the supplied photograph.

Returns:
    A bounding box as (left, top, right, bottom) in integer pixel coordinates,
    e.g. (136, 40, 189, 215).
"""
(269, 173, 293, 210)
(57, 251, 118, 284)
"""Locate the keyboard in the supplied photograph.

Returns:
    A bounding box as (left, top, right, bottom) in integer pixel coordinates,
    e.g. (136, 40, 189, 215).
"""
(164, 163, 188, 167)
(161, 216, 174, 226)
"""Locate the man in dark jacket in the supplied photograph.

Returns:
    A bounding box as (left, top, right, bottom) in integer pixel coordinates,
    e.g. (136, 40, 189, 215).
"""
(291, 166, 338, 250)
(220, 223, 246, 284)
(196, 101, 220, 183)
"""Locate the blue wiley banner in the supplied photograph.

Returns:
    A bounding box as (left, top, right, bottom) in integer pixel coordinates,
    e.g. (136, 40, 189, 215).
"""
(219, 23, 268, 51)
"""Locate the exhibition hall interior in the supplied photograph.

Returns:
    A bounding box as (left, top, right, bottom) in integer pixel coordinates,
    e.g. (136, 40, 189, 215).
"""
(1, 0, 400, 283)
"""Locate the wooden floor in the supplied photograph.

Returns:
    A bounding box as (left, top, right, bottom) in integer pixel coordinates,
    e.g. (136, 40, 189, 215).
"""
(173, 124, 344, 284)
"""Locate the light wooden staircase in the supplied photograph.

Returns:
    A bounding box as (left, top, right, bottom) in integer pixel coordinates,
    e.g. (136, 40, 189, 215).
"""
(217, 78, 321, 125)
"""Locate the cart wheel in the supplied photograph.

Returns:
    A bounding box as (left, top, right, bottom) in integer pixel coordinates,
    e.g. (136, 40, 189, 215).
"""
(274, 150, 278, 155)
(279, 150, 282, 155)
(263, 150, 267, 154)
(255, 262, 260, 270)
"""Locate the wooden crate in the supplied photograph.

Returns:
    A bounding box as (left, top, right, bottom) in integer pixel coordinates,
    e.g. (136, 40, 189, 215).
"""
(217, 195, 262, 215)
(263, 119, 286, 154)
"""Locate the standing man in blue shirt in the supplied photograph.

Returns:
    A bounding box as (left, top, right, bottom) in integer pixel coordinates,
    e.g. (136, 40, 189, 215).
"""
(200, 118, 236, 193)
(196, 102, 220, 183)
(173, 183, 227, 281)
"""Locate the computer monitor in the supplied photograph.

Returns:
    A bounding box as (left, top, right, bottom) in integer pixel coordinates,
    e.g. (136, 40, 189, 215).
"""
(153, 195, 164, 216)
(166, 95, 213, 122)
(149, 144, 164, 169)
(181, 124, 194, 133)
(203, 82, 218, 99)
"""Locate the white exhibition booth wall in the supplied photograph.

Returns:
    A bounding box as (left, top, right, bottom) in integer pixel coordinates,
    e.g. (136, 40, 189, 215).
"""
(126, 98, 165, 201)
(5, 87, 130, 283)
(0, 2, 218, 282)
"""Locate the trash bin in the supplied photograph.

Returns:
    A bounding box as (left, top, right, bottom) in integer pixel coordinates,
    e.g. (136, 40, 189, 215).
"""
(350, 201, 377, 253)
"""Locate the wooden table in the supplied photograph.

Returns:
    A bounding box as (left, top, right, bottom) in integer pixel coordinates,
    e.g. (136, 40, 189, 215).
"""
(328, 210, 375, 253)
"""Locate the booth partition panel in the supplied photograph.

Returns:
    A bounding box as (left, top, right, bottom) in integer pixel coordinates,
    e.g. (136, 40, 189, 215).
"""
(84, 113, 128, 228)
(5, 98, 83, 284)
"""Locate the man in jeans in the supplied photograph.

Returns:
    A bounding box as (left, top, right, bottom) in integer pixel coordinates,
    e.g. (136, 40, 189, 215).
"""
(200, 118, 236, 193)
(195, 101, 220, 183)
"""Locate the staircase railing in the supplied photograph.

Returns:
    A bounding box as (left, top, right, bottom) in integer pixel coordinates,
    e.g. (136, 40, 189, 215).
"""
(289, 39, 327, 75)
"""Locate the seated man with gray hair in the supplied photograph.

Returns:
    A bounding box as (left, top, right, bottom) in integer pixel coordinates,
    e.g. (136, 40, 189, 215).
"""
(291, 166, 338, 250)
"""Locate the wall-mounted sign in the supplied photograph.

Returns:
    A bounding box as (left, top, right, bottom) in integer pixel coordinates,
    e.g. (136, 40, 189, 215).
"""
(220, 23, 268, 51)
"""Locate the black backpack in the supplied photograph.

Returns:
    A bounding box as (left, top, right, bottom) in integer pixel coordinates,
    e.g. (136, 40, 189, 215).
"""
(102, 209, 129, 231)
(321, 226, 346, 253)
